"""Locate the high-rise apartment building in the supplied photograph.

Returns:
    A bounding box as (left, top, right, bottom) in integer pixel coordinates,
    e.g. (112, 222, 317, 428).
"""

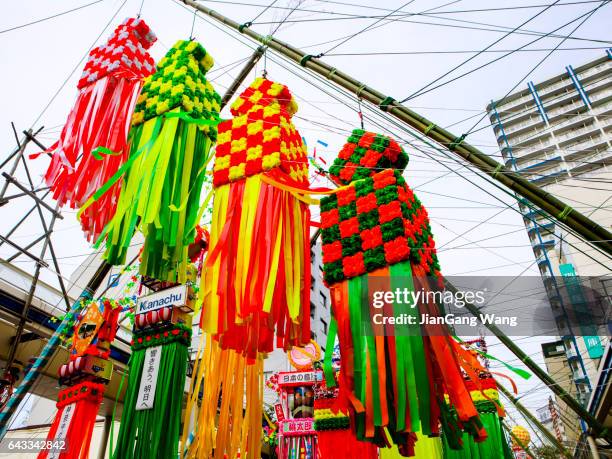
(487, 53, 612, 453)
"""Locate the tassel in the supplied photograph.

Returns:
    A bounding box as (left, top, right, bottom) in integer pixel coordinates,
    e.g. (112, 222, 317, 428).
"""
(314, 377, 378, 459)
(319, 130, 484, 452)
(184, 78, 311, 459)
(112, 324, 191, 459)
(201, 77, 311, 356)
(38, 382, 105, 459)
(442, 375, 514, 459)
(38, 299, 121, 459)
(183, 335, 264, 459)
(38, 18, 156, 242)
(87, 39, 221, 283)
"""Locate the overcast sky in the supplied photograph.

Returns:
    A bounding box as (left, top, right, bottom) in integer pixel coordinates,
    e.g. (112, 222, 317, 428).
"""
(1, 0, 611, 443)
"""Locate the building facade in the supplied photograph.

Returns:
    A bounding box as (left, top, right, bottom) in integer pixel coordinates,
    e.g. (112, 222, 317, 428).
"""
(487, 53, 612, 455)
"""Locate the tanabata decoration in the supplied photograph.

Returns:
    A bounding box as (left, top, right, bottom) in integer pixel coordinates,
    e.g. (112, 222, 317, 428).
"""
(112, 271, 197, 459)
(320, 129, 489, 454)
(185, 83, 313, 456)
(510, 425, 532, 459)
(38, 299, 120, 459)
(314, 373, 378, 459)
(87, 39, 221, 283)
(442, 375, 513, 459)
(40, 18, 156, 242)
(201, 77, 311, 357)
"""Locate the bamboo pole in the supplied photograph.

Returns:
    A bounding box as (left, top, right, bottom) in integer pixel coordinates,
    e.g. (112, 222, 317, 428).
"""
(181, 0, 612, 257)
(220, 46, 266, 108)
(498, 383, 572, 458)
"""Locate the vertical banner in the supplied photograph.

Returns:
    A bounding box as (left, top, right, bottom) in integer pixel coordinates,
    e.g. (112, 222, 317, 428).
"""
(135, 346, 162, 410)
(48, 403, 75, 459)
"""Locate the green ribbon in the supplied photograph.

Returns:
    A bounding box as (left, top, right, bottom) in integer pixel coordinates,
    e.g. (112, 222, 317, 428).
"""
(323, 317, 338, 388)
(164, 111, 224, 126)
(453, 336, 531, 380)
(92, 146, 122, 160)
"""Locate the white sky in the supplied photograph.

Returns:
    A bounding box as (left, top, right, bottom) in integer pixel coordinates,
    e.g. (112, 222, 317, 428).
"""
(1, 0, 611, 446)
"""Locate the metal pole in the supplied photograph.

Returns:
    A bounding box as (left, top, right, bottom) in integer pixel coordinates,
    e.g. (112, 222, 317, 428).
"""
(587, 435, 602, 459)
(18, 155, 71, 309)
(97, 415, 112, 459)
(2, 200, 62, 385)
(498, 383, 572, 458)
(181, 0, 612, 256)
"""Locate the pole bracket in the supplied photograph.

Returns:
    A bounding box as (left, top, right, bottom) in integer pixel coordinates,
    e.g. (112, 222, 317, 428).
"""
(558, 205, 573, 222)
(491, 164, 504, 178)
(300, 53, 324, 66)
(424, 123, 436, 135)
(379, 96, 395, 112)
(238, 21, 252, 33)
(449, 133, 467, 151)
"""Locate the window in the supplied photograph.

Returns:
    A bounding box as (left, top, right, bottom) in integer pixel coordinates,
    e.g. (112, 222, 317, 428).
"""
(310, 301, 315, 319)
(320, 318, 328, 334)
(320, 292, 327, 308)
(311, 275, 315, 290)
(311, 331, 317, 340)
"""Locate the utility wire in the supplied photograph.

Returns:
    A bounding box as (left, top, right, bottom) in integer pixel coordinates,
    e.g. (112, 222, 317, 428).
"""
(401, 1, 609, 103)
(401, 0, 562, 102)
(0, 0, 104, 35)
(29, 0, 128, 129)
(463, 0, 611, 136)
(324, 46, 612, 56)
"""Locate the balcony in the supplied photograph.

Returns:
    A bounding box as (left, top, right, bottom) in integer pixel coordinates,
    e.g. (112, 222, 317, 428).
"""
(494, 93, 535, 117)
(530, 168, 568, 186)
(538, 77, 575, 100)
(528, 222, 554, 235)
(570, 150, 612, 175)
(566, 139, 609, 160)
(518, 155, 562, 173)
(577, 61, 611, 83)
(546, 99, 587, 124)
(555, 123, 600, 145)
(501, 115, 545, 138)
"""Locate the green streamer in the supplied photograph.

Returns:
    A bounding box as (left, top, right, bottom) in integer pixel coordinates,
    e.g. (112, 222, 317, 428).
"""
(323, 317, 338, 388)
(112, 339, 189, 459)
(91, 146, 123, 160)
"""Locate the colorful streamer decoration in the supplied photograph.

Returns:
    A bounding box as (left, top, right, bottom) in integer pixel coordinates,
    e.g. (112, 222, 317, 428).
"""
(182, 335, 264, 459)
(90, 39, 222, 283)
(201, 77, 311, 358)
(314, 373, 378, 459)
(38, 299, 120, 459)
(40, 18, 156, 242)
(112, 271, 198, 459)
(183, 78, 312, 459)
(442, 375, 513, 459)
(320, 129, 487, 453)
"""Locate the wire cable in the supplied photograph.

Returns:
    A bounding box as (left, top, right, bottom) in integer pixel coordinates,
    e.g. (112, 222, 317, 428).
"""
(0, 0, 104, 35)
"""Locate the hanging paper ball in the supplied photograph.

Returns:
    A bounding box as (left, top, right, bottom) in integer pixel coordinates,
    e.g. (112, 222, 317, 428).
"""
(511, 425, 531, 449)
